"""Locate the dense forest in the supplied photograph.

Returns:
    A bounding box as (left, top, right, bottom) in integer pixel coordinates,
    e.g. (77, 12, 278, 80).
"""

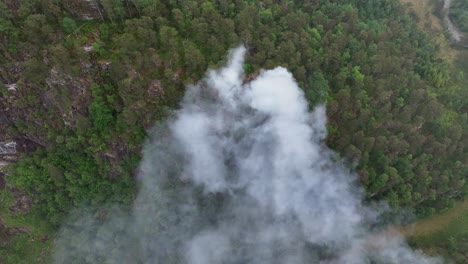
(0, 0, 466, 263)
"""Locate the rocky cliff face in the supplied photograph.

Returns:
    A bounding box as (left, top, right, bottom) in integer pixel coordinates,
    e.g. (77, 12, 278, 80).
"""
(0, 140, 18, 188)
(0, 141, 15, 155)
(0, 106, 17, 171)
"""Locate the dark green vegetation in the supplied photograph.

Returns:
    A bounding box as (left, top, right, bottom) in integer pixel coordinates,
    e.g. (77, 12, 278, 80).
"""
(0, 0, 466, 263)
(405, 43, 468, 263)
(450, 0, 468, 32)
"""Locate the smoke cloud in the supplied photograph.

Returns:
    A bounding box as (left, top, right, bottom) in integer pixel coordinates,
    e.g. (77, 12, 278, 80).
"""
(53, 47, 441, 264)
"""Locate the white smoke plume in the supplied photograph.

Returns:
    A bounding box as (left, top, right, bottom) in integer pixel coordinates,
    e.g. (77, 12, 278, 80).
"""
(53, 46, 441, 264)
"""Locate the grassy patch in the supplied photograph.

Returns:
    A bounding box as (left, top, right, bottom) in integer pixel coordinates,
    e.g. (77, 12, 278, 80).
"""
(402, 200, 468, 262)
(0, 189, 54, 264)
(0, 233, 52, 264)
(401, 199, 468, 237)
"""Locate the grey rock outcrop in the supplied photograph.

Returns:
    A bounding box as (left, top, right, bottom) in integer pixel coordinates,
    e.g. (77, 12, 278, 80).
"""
(0, 141, 17, 172)
(0, 141, 16, 156)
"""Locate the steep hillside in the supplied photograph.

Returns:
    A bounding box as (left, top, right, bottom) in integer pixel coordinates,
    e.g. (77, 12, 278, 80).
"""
(395, 0, 468, 262)
(0, 0, 466, 262)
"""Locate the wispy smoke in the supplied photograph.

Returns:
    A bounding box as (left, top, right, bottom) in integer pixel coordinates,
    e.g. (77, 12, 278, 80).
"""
(53, 47, 441, 264)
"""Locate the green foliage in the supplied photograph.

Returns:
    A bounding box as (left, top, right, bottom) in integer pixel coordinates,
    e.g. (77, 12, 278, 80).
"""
(0, 233, 52, 264)
(91, 39, 108, 58)
(88, 83, 117, 133)
(259, 8, 273, 23)
(0, 190, 53, 264)
(61, 17, 77, 34)
(89, 101, 115, 132)
(7, 148, 135, 226)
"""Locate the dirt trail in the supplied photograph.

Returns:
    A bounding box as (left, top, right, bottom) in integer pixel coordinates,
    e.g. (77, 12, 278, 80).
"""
(400, 0, 459, 62)
(443, 0, 464, 42)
